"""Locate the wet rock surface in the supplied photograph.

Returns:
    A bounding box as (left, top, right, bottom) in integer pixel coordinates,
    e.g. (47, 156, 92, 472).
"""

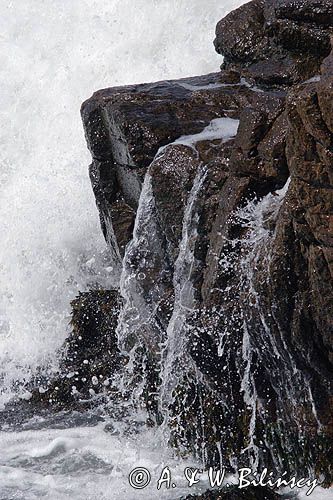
(29, 290, 124, 411)
(79, 0, 333, 485)
(215, 0, 333, 86)
(81, 71, 287, 259)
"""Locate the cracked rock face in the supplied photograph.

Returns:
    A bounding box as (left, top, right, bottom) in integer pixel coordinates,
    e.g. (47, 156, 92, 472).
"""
(215, 0, 333, 86)
(77, 0, 333, 482)
(81, 73, 288, 260)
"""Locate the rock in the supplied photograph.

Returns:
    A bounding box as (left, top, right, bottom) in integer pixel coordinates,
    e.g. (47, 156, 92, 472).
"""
(282, 48, 333, 386)
(110, 199, 135, 256)
(229, 99, 288, 187)
(150, 145, 200, 259)
(190, 48, 333, 480)
(215, 0, 333, 86)
(274, 0, 333, 26)
(201, 175, 252, 304)
(214, 0, 272, 66)
(29, 289, 125, 409)
(78, 0, 333, 488)
(81, 71, 285, 256)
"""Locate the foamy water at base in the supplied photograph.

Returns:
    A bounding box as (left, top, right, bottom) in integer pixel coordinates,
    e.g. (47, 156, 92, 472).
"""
(0, 417, 330, 500)
(0, 418, 207, 500)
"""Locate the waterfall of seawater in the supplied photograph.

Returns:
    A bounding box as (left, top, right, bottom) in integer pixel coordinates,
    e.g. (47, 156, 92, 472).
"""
(116, 164, 207, 423)
(158, 167, 206, 413)
(215, 179, 322, 474)
(116, 164, 324, 486)
(116, 172, 168, 409)
(236, 182, 292, 471)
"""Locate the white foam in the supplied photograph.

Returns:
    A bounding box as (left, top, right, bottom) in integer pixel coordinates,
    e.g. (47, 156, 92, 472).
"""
(240, 77, 265, 93)
(0, 0, 246, 405)
(174, 117, 240, 147)
(28, 437, 76, 458)
(0, 422, 208, 500)
(157, 117, 239, 158)
(302, 75, 321, 84)
(177, 81, 238, 90)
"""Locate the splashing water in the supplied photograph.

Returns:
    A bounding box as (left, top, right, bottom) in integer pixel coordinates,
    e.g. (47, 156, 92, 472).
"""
(158, 167, 207, 415)
(1, 1, 251, 498)
(215, 179, 323, 474)
(0, 0, 246, 407)
(236, 182, 292, 470)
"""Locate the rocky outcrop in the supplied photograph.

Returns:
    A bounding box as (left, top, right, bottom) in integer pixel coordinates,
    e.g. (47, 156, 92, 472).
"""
(77, 0, 333, 485)
(283, 49, 333, 417)
(81, 72, 287, 261)
(215, 0, 333, 86)
(29, 289, 125, 409)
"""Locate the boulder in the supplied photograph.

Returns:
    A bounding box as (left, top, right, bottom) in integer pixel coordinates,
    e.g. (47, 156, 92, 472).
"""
(29, 289, 125, 409)
(215, 0, 333, 86)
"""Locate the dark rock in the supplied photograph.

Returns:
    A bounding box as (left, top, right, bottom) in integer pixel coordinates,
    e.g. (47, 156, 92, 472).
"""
(150, 144, 200, 259)
(201, 175, 251, 304)
(274, 0, 333, 26)
(214, 0, 272, 66)
(77, 0, 333, 489)
(81, 71, 285, 255)
(215, 0, 333, 86)
(29, 289, 125, 409)
(282, 48, 333, 378)
(229, 99, 288, 186)
(110, 199, 136, 256)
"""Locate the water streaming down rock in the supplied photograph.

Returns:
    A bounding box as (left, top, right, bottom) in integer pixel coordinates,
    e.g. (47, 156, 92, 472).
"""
(163, 181, 296, 471)
(114, 151, 299, 473)
(185, 173, 332, 477)
(234, 183, 329, 476)
(115, 116, 240, 417)
(232, 181, 300, 471)
(115, 166, 314, 476)
(116, 171, 170, 410)
(115, 164, 208, 434)
(117, 173, 164, 353)
(158, 167, 207, 420)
